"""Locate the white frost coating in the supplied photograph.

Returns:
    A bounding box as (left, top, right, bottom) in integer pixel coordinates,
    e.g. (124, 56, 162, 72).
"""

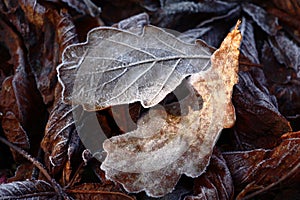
(100, 23, 241, 197)
(57, 25, 213, 111)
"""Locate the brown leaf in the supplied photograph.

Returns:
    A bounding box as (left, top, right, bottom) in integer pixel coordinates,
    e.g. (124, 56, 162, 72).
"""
(1, 111, 29, 160)
(17, 0, 78, 106)
(100, 22, 241, 197)
(272, 0, 300, 16)
(41, 93, 78, 175)
(232, 67, 292, 149)
(184, 149, 233, 200)
(0, 180, 56, 199)
(268, 31, 300, 77)
(67, 183, 135, 200)
(223, 131, 300, 199)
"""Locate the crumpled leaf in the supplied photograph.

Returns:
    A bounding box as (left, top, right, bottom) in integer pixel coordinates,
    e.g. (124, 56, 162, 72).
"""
(100, 22, 241, 197)
(178, 6, 241, 47)
(239, 17, 260, 64)
(184, 149, 233, 200)
(242, 2, 280, 36)
(0, 180, 56, 200)
(41, 88, 79, 175)
(0, 15, 46, 161)
(268, 31, 300, 77)
(58, 25, 214, 110)
(152, 0, 238, 31)
(223, 131, 300, 200)
(46, 0, 101, 17)
(68, 183, 135, 200)
(160, 1, 237, 15)
(232, 67, 292, 150)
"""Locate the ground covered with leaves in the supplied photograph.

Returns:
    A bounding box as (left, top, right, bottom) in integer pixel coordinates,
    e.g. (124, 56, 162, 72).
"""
(0, 0, 300, 200)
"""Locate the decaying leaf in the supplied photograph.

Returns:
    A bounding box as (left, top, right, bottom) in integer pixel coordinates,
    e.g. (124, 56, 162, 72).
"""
(242, 2, 280, 36)
(268, 31, 300, 77)
(41, 88, 79, 175)
(223, 131, 300, 199)
(239, 17, 259, 64)
(184, 149, 234, 200)
(67, 183, 135, 200)
(100, 23, 241, 197)
(57, 25, 214, 110)
(0, 180, 56, 199)
(233, 68, 292, 150)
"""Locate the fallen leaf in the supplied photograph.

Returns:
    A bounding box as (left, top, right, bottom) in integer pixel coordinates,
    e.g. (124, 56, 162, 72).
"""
(272, 0, 300, 16)
(184, 149, 233, 200)
(41, 89, 79, 175)
(242, 2, 280, 36)
(239, 17, 260, 64)
(178, 6, 241, 47)
(232, 67, 292, 149)
(223, 131, 300, 200)
(0, 180, 56, 199)
(268, 31, 300, 77)
(67, 183, 135, 200)
(58, 25, 216, 111)
(100, 22, 241, 197)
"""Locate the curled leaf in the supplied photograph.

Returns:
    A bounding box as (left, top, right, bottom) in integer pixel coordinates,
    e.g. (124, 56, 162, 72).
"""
(100, 22, 241, 197)
(233, 68, 292, 149)
(0, 180, 55, 200)
(223, 131, 300, 199)
(184, 149, 233, 200)
(242, 3, 280, 36)
(57, 25, 214, 110)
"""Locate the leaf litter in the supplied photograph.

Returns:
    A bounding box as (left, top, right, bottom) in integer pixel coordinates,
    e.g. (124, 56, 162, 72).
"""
(0, 1, 300, 200)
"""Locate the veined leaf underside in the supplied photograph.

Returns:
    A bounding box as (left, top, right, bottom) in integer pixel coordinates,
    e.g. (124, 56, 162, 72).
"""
(57, 25, 214, 110)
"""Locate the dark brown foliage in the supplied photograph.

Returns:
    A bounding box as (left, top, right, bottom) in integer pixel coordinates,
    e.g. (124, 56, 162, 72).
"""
(0, 0, 299, 199)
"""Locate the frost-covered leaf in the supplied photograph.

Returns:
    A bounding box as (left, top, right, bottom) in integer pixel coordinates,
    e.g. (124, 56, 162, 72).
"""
(268, 31, 300, 77)
(240, 17, 259, 64)
(0, 180, 56, 200)
(100, 23, 241, 197)
(242, 3, 280, 36)
(41, 93, 79, 175)
(184, 149, 233, 200)
(57, 25, 214, 111)
(68, 183, 135, 200)
(160, 1, 237, 15)
(178, 6, 241, 47)
(223, 131, 300, 199)
(233, 68, 292, 150)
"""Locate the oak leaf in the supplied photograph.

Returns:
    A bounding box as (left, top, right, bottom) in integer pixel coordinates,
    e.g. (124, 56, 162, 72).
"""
(100, 23, 241, 197)
(57, 25, 214, 110)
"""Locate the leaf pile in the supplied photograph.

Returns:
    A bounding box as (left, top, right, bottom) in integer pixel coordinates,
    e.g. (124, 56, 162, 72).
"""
(0, 0, 299, 200)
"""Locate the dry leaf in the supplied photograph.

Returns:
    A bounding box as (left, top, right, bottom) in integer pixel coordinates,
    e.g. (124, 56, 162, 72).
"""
(57, 25, 214, 110)
(184, 149, 234, 200)
(242, 2, 280, 36)
(223, 131, 300, 199)
(0, 180, 56, 199)
(233, 68, 292, 150)
(68, 183, 135, 200)
(100, 22, 241, 197)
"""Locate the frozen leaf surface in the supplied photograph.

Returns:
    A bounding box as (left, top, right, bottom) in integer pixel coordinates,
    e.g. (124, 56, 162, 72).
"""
(57, 25, 214, 110)
(223, 131, 300, 199)
(100, 23, 241, 197)
(184, 149, 233, 200)
(0, 180, 55, 199)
